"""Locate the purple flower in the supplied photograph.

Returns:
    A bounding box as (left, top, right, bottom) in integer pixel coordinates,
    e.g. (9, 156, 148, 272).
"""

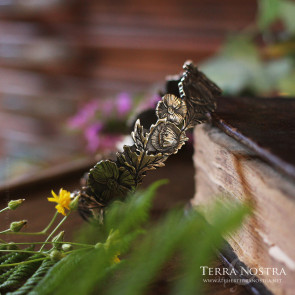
(85, 122, 103, 152)
(68, 100, 100, 128)
(136, 93, 162, 113)
(149, 94, 162, 108)
(100, 134, 122, 150)
(116, 92, 132, 116)
(102, 100, 114, 116)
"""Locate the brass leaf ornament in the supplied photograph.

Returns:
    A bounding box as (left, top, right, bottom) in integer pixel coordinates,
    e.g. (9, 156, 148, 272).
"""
(78, 61, 222, 221)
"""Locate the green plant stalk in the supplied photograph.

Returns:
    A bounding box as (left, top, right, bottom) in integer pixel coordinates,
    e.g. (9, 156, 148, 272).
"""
(63, 247, 91, 256)
(0, 207, 9, 214)
(0, 257, 46, 268)
(0, 250, 48, 256)
(39, 215, 68, 252)
(40, 211, 59, 234)
(1, 241, 94, 248)
(0, 229, 10, 234)
(1, 231, 46, 236)
(0, 211, 59, 236)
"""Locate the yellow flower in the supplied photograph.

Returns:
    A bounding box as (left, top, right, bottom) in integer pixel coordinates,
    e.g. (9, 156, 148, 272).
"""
(48, 189, 71, 216)
(113, 253, 121, 264)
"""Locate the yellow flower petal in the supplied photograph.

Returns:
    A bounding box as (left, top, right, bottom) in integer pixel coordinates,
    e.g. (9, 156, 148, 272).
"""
(113, 253, 121, 264)
(48, 189, 71, 216)
(51, 190, 59, 200)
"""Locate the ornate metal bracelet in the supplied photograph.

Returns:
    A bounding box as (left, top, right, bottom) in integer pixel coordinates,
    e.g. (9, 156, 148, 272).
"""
(78, 61, 222, 221)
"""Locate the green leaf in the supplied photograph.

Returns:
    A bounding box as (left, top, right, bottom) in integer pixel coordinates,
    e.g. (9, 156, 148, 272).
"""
(278, 70, 295, 95)
(8, 259, 55, 295)
(105, 201, 249, 295)
(0, 247, 34, 276)
(201, 36, 274, 95)
(172, 200, 250, 295)
(27, 184, 248, 295)
(0, 253, 43, 293)
(31, 248, 117, 295)
(221, 36, 259, 61)
(105, 180, 168, 237)
(201, 56, 250, 95)
(265, 58, 293, 84)
(257, 0, 281, 30)
(0, 267, 16, 284)
(105, 210, 188, 295)
(280, 0, 295, 33)
(29, 250, 91, 295)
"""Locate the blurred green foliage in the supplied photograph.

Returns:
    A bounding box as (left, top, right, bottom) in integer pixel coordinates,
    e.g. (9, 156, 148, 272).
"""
(201, 0, 295, 96)
(31, 180, 249, 295)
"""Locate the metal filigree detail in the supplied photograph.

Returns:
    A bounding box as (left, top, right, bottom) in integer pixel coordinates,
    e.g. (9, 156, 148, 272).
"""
(156, 94, 187, 124)
(78, 61, 222, 221)
(116, 146, 167, 185)
(88, 160, 135, 202)
(179, 60, 222, 128)
(146, 120, 188, 154)
(77, 187, 105, 222)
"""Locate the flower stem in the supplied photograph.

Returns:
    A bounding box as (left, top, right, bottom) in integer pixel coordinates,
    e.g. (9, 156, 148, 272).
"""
(0, 207, 9, 214)
(5, 241, 94, 248)
(0, 257, 46, 268)
(0, 249, 48, 256)
(0, 229, 10, 234)
(39, 215, 68, 252)
(40, 211, 59, 234)
(0, 212, 59, 237)
(1, 231, 46, 235)
(0, 237, 7, 243)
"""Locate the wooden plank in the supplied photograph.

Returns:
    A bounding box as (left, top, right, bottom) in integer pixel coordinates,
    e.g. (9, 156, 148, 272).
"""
(212, 96, 295, 181)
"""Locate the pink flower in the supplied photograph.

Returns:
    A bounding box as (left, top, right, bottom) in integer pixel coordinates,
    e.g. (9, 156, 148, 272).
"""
(85, 122, 103, 152)
(68, 100, 100, 128)
(116, 92, 132, 116)
(149, 94, 161, 107)
(101, 100, 114, 116)
(100, 134, 123, 151)
(136, 94, 162, 113)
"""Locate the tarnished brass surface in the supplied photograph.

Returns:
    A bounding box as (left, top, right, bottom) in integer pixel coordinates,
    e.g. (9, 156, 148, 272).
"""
(78, 61, 222, 220)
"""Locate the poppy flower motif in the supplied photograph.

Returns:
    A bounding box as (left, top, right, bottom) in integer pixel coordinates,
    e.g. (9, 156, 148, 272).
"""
(88, 160, 135, 202)
(156, 94, 187, 125)
(147, 120, 188, 154)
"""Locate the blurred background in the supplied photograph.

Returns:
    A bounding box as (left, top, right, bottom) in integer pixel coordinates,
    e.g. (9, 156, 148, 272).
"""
(0, 0, 294, 187)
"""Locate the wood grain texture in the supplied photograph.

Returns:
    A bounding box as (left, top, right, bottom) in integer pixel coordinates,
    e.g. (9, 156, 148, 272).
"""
(193, 124, 295, 295)
(212, 96, 295, 181)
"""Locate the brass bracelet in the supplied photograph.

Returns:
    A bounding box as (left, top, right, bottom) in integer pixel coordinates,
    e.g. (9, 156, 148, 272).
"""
(78, 61, 222, 221)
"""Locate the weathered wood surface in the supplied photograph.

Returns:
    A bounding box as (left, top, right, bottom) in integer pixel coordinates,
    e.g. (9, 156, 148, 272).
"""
(212, 96, 295, 181)
(193, 124, 295, 295)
